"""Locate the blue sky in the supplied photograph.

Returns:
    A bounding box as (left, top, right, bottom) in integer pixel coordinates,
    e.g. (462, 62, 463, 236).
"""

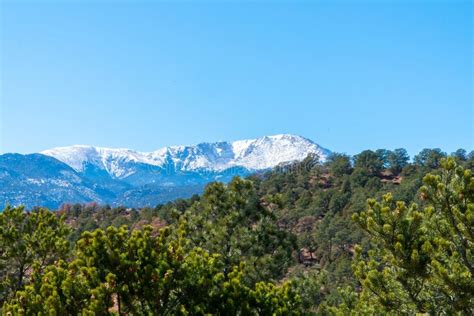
(0, 0, 472, 156)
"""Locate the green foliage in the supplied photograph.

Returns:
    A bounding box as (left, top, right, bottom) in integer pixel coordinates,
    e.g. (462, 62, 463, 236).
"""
(249, 148, 437, 312)
(3, 148, 472, 313)
(178, 177, 296, 283)
(0, 207, 70, 304)
(345, 157, 474, 314)
(3, 224, 301, 315)
(414, 148, 447, 169)
(387, 148, 409, 174)
(289, 269, 328, 314)
(327, 153, 352, 177)
(353, 150, 384, 176)
(452, 148, 468, 162)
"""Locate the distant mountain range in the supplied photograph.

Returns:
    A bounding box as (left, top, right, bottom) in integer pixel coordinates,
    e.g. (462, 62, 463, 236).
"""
(0, 134, 330, 209)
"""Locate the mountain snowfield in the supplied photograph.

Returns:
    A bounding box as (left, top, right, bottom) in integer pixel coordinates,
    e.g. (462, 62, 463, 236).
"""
(1, 134, 330, 209)
(41, 134, 330, 179)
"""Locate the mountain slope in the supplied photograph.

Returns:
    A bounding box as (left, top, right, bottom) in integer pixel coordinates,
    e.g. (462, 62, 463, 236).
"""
(0, 154, 116, 209)
(42, 134, 330, 178)
(1, 134, 331, 209)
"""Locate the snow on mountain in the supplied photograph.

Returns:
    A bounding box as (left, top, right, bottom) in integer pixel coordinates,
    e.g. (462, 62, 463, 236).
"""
(230, 134, 329, 170)
(41, 134, 331, 179)
(1, 135, 331, 209)
(41, 145, 155, 178)
(0, 153, 113, 209)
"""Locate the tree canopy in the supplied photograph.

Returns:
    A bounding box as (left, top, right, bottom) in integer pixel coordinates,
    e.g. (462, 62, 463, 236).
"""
(330, 157, 474, 314)
(2, 148, 473, 314)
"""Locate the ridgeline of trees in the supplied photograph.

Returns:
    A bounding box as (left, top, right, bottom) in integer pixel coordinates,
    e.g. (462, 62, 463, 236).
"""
(1, 148, 473, 314)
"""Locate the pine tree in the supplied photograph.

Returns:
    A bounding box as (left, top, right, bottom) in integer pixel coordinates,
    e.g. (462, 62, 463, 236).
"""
(0, 207, 70, 304)
(178, 177, 296, 283)
(342, 157, 474, 314)
(3, 224, 302, 315)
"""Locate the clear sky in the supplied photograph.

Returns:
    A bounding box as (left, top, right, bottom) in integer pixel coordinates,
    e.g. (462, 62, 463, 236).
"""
(0, 0, 472, 157)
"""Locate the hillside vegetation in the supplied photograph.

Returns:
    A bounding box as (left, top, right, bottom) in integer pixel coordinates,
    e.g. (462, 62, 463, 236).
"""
(1, 148, 473, 314)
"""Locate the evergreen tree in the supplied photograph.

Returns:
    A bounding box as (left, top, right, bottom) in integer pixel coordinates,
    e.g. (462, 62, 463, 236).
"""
(387, 148, 409, 174)
(0, 207, 70, 304)
(326, 153, 353, 177)
(414, 148, 447, 169)
(177, 177, 296, 283)
(342, 157, 474, 314)
(3, 224, 302, 315)
(353, 150, 384, 176)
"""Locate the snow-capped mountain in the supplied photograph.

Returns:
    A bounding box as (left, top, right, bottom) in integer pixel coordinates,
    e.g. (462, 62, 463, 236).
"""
(41, 134, 330, 179)
(0, 154, 116, 209)
(1, 134, 330, 209)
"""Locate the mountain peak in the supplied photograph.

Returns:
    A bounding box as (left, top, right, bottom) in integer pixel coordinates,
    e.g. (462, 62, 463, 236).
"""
(3, 135, 331, 209)
(41, 135, 330, 178)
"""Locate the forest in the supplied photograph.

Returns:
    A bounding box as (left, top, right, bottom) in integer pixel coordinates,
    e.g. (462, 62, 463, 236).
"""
(1, 148, 473, 315)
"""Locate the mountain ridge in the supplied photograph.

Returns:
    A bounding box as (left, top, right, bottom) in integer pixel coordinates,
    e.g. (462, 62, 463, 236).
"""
(1, 134, 331, 209)
(41, 134, 330, 178)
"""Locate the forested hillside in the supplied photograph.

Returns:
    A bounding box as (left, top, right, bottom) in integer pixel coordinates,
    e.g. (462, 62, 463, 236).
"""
(1, 148, 473, 314)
